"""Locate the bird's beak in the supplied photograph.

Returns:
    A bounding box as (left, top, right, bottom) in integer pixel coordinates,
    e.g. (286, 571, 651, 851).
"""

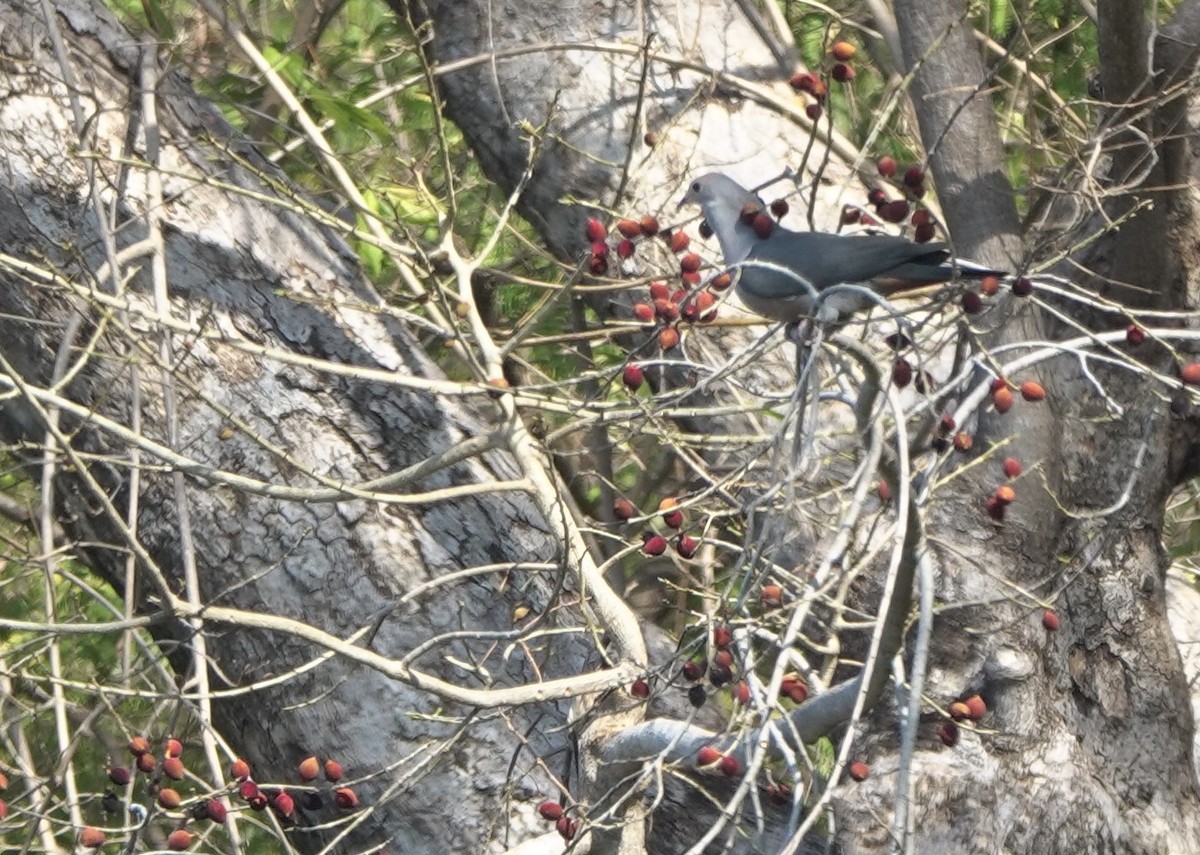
(676, 193, 691, 211)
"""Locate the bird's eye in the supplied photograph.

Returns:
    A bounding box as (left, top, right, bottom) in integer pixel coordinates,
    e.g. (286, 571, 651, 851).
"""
(691, 181, 701, 192)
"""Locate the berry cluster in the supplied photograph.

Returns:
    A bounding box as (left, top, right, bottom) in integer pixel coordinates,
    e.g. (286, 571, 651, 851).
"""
(73, 738, 362, 851)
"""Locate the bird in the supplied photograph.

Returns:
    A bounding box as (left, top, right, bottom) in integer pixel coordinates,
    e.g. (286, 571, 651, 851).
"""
(678, 173, 1003, 325)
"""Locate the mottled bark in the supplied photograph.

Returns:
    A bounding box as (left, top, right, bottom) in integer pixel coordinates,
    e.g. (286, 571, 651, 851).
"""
(0, 1, 593, 852)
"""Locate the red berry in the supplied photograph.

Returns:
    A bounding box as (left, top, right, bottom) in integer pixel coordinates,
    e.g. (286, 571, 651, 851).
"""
(766, 783, 793, 805)
(539, 800, 564, 821)
(136, 752, 156, 774)
(272, 791, 295, 818)
(165, 738, 183, 758)
(649, 281, 670, 301)
(675, 534, 698, 558)
(639, 215, 660, 237)
(158, 787, 182, 809)
(953, 432, 973, 452)
(697, 746, 722, 767)
(1126, 324, 1145, 345)
(682, 659, 707, 681)
(986, 495, 1006, 521)
(585, 218, 607, 243)
(831, 63, 855, 82)
(733, 681, 751, 705)
(876, 156, 897, 178)
(939, 414, 956, 434)
(669, 231, 691, 253)
(631, 679, 650, 698)
(911, 208, 932, 226)
(1012, 276, 1034, 296)
(1042, 609, 1061, 631)
(914, 222, 936, 243)
(623, 364, 645, 391)
(770, 199, 789, 219)
(788, 71, 817, 93)
(108, 766, 131, 786)
(848, 761, 869, 782)
(616, 219, 641, 239)
(877, 480, 892, 502)
(248, 793, 268, 811)
(713, 649, 734, 669)
(239, 780, 260, 800)
(964, 694, 987, 721)
(617, 239, 635, 259)
(324, 759, 344, 782)
(642, 534, 668, 556)
(949, 701, 971, 721)
(867, 187, 888, 206)
(1183, 363, 1200, 385)
(206, 799, 228, 824)
(980, 274, 1000, 296)
(720, 755, 741, 776)
(992, 386, 1014, 413)
(680, 252, 702, 273)
(892, 358, 912, 388)
(1003, 457, 1022, 479)
(163, 756, 185, 780)
(994, 485, 1016, 504)
(556, 816, 577, 840)
(961, 291, 983, 314)
(760, 584, 783, 608)
(842, 205, 861, 224)
(128, 736, 150, 756)
(805, 102, 822, 121)
(939, 721, 960, 747)
(653, 298, 678, 322)
(712, 624, 733, 648)
(878, 200, 910, 223)
(633, 302, 655, 323)
(613, 498, 636, 520)
(588, 254, 608, 276)
(752, 212, 774, 238)
(658, 327, 680, 350)
(710, 271, 732, 291)
(903, 166, 923, 188)
(334, 787, 359, 809)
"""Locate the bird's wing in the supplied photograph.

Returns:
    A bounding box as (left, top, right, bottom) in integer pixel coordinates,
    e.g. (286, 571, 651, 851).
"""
(745, 231, 953, 294)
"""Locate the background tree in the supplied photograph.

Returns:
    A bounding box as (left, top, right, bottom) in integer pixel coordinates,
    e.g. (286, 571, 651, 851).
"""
(1, 0, 1200, 854)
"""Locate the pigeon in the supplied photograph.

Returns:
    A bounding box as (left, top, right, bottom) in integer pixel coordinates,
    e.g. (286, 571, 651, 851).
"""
(678, 173, 1002, 324)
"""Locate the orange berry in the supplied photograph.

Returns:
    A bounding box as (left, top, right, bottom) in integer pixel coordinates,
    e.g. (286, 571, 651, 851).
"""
(298, 756, 320, 782)
(848, 761, 869, 782)
(1020, 380, 1045, 401)
(80, 827, 107, 848)
(831, 40, 856, 61)
(167, 829, 192, 851)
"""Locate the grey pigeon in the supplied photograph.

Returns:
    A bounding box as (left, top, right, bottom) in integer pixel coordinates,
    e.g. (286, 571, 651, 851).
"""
(679, 173, 1002, 324)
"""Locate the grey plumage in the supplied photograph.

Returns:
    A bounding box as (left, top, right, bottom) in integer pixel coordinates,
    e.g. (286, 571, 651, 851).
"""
(679, 173, 1000, 323)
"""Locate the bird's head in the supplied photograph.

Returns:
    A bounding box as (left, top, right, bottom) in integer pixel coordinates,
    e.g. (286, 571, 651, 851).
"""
(677, 173, 757, 212)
